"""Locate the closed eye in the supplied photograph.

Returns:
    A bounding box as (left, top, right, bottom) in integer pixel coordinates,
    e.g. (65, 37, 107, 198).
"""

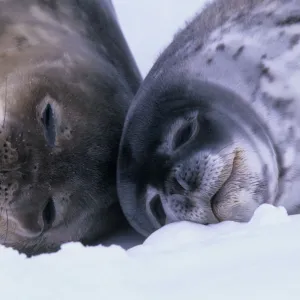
(173, 119, 198, 150)
(41, 103, 56, 147)
(174, 124, 193, 149)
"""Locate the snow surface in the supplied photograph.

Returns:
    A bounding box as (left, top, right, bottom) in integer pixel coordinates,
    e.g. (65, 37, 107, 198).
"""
(2, 1, 300, 300)
(2, 204, 300, 300)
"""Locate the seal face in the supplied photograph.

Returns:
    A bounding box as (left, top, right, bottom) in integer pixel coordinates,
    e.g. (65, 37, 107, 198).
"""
(0, 0, 141, 255)
(117, 0, 300, 236)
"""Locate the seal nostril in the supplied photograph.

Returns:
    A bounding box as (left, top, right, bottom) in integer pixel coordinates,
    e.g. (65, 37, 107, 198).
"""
(42, 198, 55, 230)
(149, 195, 166, 226)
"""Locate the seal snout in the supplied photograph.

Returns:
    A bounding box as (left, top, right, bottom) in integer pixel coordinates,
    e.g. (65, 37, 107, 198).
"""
(146, 144, 275, 228)
(5, 196, 56, 238)
(145, 150, 235, 228)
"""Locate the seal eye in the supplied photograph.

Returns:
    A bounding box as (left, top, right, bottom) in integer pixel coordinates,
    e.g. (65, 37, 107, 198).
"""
(41, 103, 56, 147)
(173, 123, 194, 149)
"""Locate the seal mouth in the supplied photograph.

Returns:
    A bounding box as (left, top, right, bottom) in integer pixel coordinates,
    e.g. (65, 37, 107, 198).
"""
(210, 193, 224, 222)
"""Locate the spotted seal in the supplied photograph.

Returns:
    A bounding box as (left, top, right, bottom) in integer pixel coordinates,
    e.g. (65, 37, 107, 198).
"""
(0, 0, 141, 256)
(117, 0, 300, 236)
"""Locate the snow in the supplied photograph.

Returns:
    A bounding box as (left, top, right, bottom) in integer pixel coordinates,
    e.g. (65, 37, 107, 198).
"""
(2, 204, 300, 300)
(2, 1, 300, 300)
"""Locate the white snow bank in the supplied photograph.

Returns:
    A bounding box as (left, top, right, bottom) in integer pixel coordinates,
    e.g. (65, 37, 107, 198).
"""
(1, 204, 300, 300)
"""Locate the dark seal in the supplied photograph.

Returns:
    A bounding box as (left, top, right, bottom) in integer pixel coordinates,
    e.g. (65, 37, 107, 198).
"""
(0, 0, 141, 256)
(117, 0, 300, 236)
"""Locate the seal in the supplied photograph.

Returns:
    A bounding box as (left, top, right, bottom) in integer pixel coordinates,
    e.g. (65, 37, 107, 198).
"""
(0, 0, 141, 256)
(117, 0, 300, 236)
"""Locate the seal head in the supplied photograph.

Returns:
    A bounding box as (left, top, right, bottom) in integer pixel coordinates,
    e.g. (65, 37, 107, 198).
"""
(117, 0, 300, 236)
(118, 72, 278, 235)
(0, 0, 141, 255)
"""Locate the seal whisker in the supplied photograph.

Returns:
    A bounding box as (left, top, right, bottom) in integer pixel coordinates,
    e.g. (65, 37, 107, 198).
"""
(84, 191, 103, 209)
(62, 218, 73, 243)
(30, 238, 45, 255)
